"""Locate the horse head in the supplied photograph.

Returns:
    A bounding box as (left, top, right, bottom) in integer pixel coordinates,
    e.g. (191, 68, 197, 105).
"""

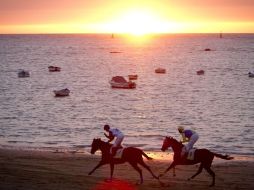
(90, 138, 101, 154)
(161, 136, 183, 152)
(161, 136, 173, 151)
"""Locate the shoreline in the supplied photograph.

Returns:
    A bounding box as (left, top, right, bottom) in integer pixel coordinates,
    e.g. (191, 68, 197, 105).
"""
(1, 148, 254, 190)
(1, 146, 253, 162)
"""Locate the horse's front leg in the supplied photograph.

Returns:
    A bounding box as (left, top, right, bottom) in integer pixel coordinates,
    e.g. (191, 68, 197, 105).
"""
(88, 160, 106, 175)
(109, 163, 115, 181)
(159, 161, 176, 178)
(173, 166, 176, 177)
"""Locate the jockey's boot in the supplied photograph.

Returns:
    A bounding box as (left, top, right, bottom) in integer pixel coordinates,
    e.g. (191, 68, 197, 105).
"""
(183, 152, 188, 159)
(111, 147, 118, 158)
(180, 148, 188, 160)
(110, 147, 117, 159)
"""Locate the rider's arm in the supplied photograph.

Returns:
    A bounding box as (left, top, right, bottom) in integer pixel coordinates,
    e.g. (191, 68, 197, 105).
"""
(180, 133, 189, 143)
(106, 131, 114, 143)
(104, 133, 110, 139)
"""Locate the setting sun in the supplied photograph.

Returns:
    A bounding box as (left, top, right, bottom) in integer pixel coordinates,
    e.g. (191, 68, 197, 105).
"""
(112, 10, 169, 36)
(102, 9, 169, 36)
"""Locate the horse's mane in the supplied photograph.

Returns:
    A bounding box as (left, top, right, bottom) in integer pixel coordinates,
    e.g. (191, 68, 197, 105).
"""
(94, 138, 112, 147)
(167, 136, 183, 146)
(167, 136, 177, 141)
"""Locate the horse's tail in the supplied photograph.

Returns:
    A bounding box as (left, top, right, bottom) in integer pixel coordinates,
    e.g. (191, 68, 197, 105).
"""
(142, 151, 153, 160)
(213, 152, 234, 160)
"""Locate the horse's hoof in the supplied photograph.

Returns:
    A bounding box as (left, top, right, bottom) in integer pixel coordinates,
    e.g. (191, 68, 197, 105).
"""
(158, 174, 164, 178)
(187, 178, 191, 181)
(104, 179, 113, 183)
(159, 181, 166, 187)
(135, 181, 143, 186)
(209, 184, 215, 187)
(163, 183, 171, 187)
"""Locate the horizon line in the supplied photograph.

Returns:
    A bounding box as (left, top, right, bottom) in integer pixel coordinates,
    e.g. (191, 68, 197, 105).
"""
(0, 32, 254, 35)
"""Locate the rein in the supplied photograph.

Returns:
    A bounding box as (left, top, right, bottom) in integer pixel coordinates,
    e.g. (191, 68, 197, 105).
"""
(166, 137, 184, 153)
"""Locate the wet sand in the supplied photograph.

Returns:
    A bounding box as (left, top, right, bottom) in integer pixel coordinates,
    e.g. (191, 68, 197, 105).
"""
(0, 148, 253, 190)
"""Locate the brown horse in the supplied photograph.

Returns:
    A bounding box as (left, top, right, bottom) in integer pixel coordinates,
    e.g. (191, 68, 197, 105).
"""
(160, 136, 233, 186)
(88, 138, 159, 184)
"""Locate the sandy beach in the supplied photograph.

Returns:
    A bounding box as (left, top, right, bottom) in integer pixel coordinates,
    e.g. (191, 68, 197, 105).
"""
(0, 148, 253, 190)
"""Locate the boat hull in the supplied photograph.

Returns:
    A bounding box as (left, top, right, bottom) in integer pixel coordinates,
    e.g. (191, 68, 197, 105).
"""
(249, 73, 254, 77)
(53, 89, 70, 97)
(128, 75, 138, 80)
(197, 70, 205, 75)
(155, 68, 166, 74)
(18, 70, 30, 77)
(110, 81, 136, 89)
(48, 66, 61, 72)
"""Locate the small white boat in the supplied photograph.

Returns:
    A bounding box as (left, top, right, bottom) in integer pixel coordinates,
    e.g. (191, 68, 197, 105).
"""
(197, 70, 205, 75)
(110, 76, 136, 89)
(53, 88, 70, 97)
(48, 66, 61, 72)
(248, 71, 254, 78)
(128, 74, 138, 80)
(155, 68, 166, 74)
(18, 69, 30, 77)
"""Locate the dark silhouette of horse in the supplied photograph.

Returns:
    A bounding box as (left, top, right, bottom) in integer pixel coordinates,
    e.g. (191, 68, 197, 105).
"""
(88, 138, 159, 184)
(160, 136, 233, 186)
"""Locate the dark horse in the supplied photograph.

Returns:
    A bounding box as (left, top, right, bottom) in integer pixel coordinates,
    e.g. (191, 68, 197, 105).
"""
(88, 138, 159, 184)
(160, 136, 233, 186)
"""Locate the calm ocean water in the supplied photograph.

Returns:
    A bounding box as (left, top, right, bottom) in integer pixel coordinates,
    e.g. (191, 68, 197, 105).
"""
(0, 34, 253, 156)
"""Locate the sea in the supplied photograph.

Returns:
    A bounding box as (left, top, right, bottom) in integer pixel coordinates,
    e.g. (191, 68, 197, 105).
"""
(0, 34, 253, 158)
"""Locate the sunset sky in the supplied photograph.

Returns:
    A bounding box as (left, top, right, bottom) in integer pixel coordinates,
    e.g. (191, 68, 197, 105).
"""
(0, 0, 253, 34)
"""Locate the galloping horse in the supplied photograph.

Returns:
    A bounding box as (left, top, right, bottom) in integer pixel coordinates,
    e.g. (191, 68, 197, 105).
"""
(160, 136, 233, 186)
(88, 138, 159, 184)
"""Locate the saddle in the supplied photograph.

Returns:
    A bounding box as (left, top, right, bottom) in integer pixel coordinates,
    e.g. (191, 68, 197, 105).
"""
(111, 146, 124, 159)
(186, 148, 196, 160)
(114, 148, 125, 159)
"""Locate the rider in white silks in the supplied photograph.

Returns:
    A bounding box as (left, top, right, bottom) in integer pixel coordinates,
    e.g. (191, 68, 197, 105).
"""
(178, 126, 199, 157)
(104, 124, 124, 156)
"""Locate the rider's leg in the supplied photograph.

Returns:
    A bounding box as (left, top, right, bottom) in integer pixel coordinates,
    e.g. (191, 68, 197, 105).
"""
(185, 134, 199, 159)
(181, 146, 187, 157)
(111, 147, 117, 157)
(111, 136, 124, 157)
(188, 133, 199, 149)
(115, 135, 124, 147)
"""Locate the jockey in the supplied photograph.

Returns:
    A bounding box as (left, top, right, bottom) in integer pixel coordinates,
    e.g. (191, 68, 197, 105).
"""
(104, 124, 124, 156)
(178, 126, 199, 157)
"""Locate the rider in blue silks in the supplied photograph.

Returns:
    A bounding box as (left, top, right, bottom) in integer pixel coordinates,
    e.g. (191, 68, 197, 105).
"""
(178, 126, 199, 157)
(104, 124, 124, 156)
